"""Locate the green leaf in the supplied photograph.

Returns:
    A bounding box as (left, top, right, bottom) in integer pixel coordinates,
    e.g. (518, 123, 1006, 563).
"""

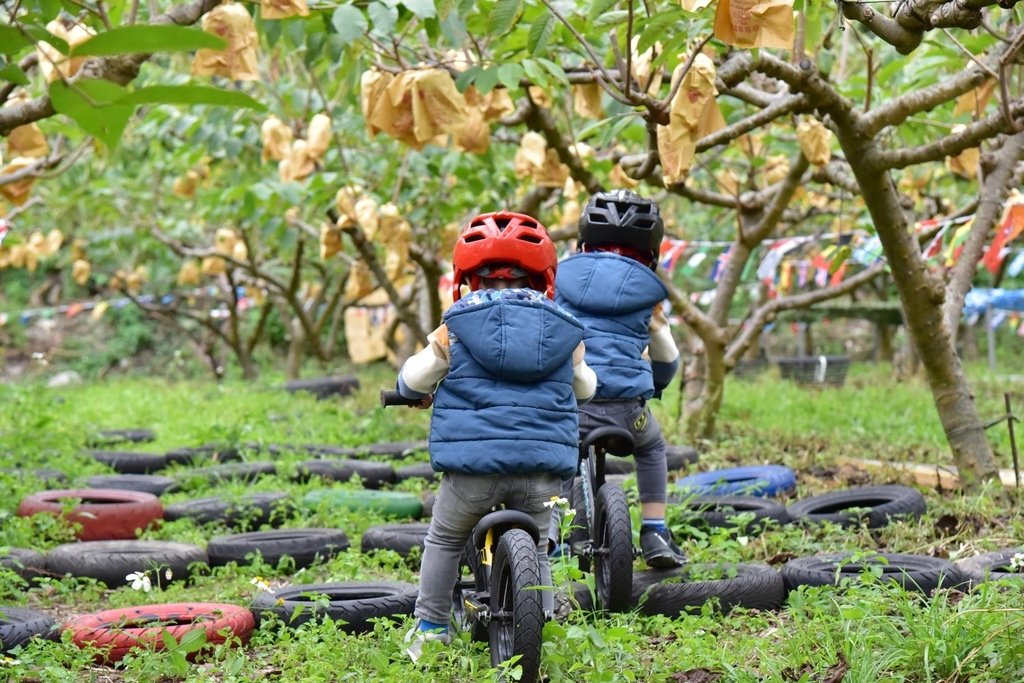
(21, 25, 69, 55)
(454, 64, 483, 92)
(587, 0, 619, 23)
(592, 9, 628, 28)
(0, 62, 30, 85)
(475, 65, 499, 94)
(439, 10, 467, 44)
(537, 57, 567, 86)
(71, 25, 227, 57)
(118, 85, 266, 110)
(38, 0, 62, 22)
(368, 1, 398, 34)
(526, 14, 556, 55)
(403, 0, 437, 18)
(49, 78, 133, 150)
(437, 0, 458, 20)
(0, 26, 35, 55)
(496, 63, 523, 90)
(488, 0, 523, 36)
(521, 58, 547, 87)
(331, 5, 368, 45)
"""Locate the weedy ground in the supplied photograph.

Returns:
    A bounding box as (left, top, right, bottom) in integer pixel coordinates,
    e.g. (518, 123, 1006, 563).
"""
(1, 362, 1022, 682)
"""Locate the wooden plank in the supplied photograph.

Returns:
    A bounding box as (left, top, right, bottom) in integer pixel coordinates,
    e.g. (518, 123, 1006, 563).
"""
(836, 457, 1021, 489)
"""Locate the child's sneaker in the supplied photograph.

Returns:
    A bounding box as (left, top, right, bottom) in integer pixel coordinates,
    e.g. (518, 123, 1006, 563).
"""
(640, 526, 686, 569)
(404, 620, 451, 662)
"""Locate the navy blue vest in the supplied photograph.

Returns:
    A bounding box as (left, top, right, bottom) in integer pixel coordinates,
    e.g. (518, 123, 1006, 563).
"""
(555, 252, 668, 400)
(429, 289, 584, 479)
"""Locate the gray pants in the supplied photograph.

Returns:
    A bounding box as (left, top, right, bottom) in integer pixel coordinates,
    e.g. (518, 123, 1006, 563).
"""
(549, 398, 667, 545)
(415, 471, 561, 625)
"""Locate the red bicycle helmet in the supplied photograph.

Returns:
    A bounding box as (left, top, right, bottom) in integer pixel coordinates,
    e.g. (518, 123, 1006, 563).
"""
(451, 211, 557, 301)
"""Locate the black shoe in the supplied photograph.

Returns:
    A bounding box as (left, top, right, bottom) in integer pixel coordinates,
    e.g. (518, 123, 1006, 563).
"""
(640, 526, 686, 569)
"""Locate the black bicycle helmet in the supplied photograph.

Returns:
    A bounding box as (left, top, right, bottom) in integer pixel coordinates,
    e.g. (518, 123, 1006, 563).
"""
(578, 190, 664, 266)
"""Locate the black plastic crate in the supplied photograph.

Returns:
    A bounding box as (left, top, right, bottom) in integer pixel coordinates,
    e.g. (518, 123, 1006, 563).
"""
(775, 355, 850, 387)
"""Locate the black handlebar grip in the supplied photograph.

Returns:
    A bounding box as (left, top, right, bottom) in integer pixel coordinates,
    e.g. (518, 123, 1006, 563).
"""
(380, 390, 424, 407)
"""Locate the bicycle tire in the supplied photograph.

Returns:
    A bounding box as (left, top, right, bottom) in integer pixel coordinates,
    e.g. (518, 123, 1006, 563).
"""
(594, 485, 633, 613)
(565, 476, 591, 573)
(489, 529, 544, 683)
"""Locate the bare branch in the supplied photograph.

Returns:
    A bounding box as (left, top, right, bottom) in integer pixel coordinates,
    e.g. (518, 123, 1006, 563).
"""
(872, 97, 1024, 169)
(695, 94, 809, 152)
(659, 273, 726, 344)
(0, 54, 38, 107)
(724, 262, 887, 365)
(943, 130, 1024, 332)
(522, 96, 604, 194)
(841, 3, 924, 55)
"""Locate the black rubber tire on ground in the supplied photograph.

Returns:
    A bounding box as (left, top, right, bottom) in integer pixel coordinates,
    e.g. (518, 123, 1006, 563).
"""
(781, 552, 965, 592)
(207, 528, 350, 569)
(603, 445, 699, 475)
(178, 461, 277, 485)
(956, 548, 1024, 588)
(360, 523, 431, 557)
(283, 376, 360, 400)
(45, 540, 207, 587)
(0, 467, 69, 487)
(293, 459, 395, 489)
(85, 450, 168, 475)
(786, 485, 927, 528)
(251, 581, 418, 631)
(164, 444, 243, 467)
(632, 563, 786, 615)
(86, 429, 156, 448)
(0, 548, 47, 581)
(565, 477, 591, 573)
(393, 462, 438, 483)
(163, 492, 294, 527)
(594, 485, 633, 613)
(0, 607, 57, 654)
(673, 495, 790, 532)
(85, 474, 180, 496)
(302, 441, 429, 460)
(489, 529, 544, 683)
(17, 489, 163, 541)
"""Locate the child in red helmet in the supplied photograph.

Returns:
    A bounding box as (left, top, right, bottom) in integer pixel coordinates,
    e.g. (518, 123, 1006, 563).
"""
(394, 211, 596, 661)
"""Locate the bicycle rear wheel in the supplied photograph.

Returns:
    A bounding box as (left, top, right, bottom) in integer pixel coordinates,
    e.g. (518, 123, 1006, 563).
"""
(489, 529, 544, 682)
(594, 485, 633, 612)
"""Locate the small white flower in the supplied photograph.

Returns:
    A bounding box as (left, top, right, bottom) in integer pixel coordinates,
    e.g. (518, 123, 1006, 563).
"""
(1, 656, 21, 666)
(250, 576, 271, 591)
(564, 508, 576, 520)
(165, 568, 173, 581)
(543, 496, 569, 509)
(737, 536, 750, 547)
(1010, 553, 1024, 571)
(126, 571, 151, 592)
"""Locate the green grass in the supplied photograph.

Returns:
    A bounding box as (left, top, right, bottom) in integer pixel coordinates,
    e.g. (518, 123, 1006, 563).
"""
(1, 365, 1023, 682)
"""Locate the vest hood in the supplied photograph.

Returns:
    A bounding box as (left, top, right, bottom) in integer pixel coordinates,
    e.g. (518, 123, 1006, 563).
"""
(444, 289, 584, 382)
(556, 252, 668, 315)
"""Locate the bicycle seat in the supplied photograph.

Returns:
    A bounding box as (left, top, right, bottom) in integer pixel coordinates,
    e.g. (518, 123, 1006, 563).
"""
(471, 509, 541, 549)
(580, 426, 635, 457)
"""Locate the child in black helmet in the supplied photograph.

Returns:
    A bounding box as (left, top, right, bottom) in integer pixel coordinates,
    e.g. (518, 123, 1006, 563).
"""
(552, 189, 685, 568)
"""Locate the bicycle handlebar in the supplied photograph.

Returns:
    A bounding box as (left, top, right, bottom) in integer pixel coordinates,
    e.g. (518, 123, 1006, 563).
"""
(380, 390, 428, 407)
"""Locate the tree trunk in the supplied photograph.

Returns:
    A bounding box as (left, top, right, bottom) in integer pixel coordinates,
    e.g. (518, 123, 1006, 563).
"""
(840, 139, 999, 490)
(285, 318, 305, 380)
(695, 341, 728, 440)
(682, 335, 707, 442)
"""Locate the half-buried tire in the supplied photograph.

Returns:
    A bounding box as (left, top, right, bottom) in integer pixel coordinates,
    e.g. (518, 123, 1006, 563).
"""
(1, 607, 58, 653)
(360, 523, 430, 557)
(252, 582, 417, 631)
(207, 529, 350, 569)
(45, 540, 207, 587)
(163, 493, 294, 528)
(632, 563, 785, 615)
(17, 489, 163, 541)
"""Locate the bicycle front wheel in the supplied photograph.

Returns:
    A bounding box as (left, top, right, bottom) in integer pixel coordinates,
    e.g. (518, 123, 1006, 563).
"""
(594, 485, 633, 612)
(489, 528, 544, 682)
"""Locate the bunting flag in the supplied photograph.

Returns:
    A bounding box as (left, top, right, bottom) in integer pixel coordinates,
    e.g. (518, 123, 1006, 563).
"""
(756, 237, 805, 281)
(1007, 250, 1024, 278)
(709, 245, 731, 282)
(659, 239, 689, 272)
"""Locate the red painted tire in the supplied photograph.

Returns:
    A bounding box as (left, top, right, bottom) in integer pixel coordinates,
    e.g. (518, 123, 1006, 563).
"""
(63, 602, 255, 664)
(16, 489, 163, 541)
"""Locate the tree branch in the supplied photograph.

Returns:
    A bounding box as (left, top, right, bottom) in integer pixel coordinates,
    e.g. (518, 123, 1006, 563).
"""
(841, 2, 924, 55)
(659, 272, 725, 344)
(943, 130, 1024, 332)
(522, 96, 604, 195)
(0, 0, 222, 135)
(724, 262, 887, 365)
(872, 97, 1024, 169)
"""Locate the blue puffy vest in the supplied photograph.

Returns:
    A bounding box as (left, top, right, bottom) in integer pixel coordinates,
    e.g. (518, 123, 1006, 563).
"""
(429, 288, 584, 479)
(555, 252, 668, 400)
